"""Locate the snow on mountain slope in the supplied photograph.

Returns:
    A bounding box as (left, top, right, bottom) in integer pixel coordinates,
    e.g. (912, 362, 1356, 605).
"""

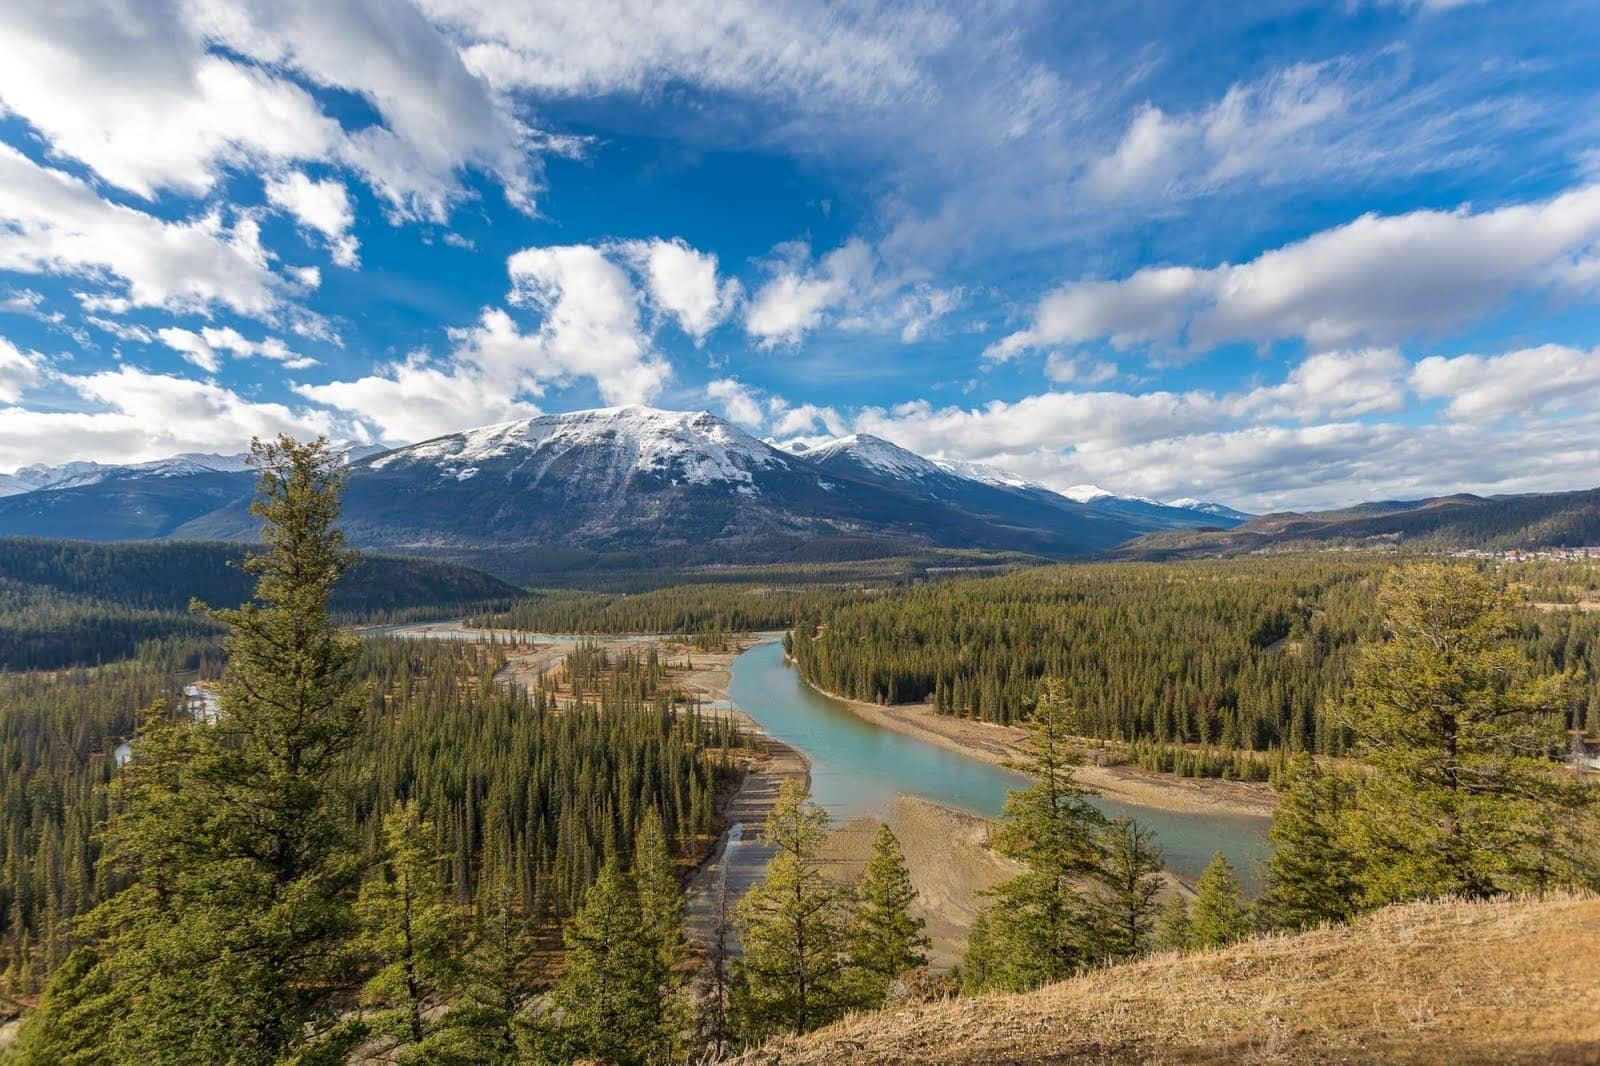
(1062, 483, 1161, 506)
(796, 433, 949, 482)
(930, 457, 1040, 491)
(0, 454, 254, 497)
(370, 405, 790, 494)
(1167, 498, 1255, 522)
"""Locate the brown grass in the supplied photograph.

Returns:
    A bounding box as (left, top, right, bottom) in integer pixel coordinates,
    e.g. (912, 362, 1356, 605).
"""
(732, 895, 1600, 1065)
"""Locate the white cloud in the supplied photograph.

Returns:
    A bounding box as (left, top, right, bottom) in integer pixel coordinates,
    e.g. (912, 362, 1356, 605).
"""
(0, 0, 540, 223)
(0, 2, 340, 199)
(265, 171, 360, 267)
(615, 238, 739, 341)
(996, 184, 1600, 357)
(0, 142, 303, 319)
(431, 0, 946, 106)
(1230, 348, 1410, 421)
(1411, 344, 1600, 421)
(0, 364, 349, 470)
(705, 378, 764, 429)
(744, 239, 874, 346)
(295, 353, 538, 443)
(300, 242, 670, 441)
(767, 401, 847, 442)
(159, 326, 319, 373)
(0, 339, 45, 403)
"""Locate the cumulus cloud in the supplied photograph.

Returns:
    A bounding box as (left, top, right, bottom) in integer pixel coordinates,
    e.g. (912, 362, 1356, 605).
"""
(0, 142, 305, 319)
(794, 342, 1600, 511)
(995, 184, 1600, 358)
(266, 172, 360, 267)
(159, 326, 318, 373)
(615, 238, 740, 341)
(300, 242, 671, 441)
(0, 363, 351, 470)
(744, 239, 878, 346)
(705, 378, 764, 429)
(295, 353, 539, 442)
(0, 0, 540, 221)
(0, 339, 45, 404)
(1411, 344, 1600, 421)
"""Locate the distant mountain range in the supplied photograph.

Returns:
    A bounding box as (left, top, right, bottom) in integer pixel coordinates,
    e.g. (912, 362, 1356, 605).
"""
(7, 406, 1597, 576)
(0, 408, 1247, 575)
(1114, 488, 1600, 559)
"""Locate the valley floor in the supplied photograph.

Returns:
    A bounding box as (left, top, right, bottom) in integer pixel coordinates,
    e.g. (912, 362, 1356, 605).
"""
(734, 894, 1600, 1065)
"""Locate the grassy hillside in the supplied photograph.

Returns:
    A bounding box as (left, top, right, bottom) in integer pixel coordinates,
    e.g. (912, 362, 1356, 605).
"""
(737, 895, 1600, 1065)
(1116, 486, 1600, 559)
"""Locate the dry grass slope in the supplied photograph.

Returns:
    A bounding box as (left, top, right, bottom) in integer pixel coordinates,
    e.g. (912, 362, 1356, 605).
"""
(733, 895, 1600, 1065)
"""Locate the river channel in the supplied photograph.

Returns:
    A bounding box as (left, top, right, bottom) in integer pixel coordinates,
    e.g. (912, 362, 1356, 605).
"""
(367, 622, 1270, 886)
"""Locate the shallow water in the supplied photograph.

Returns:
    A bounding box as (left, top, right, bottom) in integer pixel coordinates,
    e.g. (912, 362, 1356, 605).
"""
(726, 639, 1270, 886)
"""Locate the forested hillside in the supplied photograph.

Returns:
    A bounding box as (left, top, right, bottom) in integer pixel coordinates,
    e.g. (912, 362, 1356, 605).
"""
(786, 557, 1600, 753)
(1116, 486, 1600, 558)
(0, 538, 520, 669)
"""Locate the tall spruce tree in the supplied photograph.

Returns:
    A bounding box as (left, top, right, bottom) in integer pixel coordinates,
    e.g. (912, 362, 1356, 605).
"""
(634, 806, 689, 971)
(1091, 817, 1163, 961)
(18, 436, 364, 1065)
(1342, 564, 1592, 904)
(849, 824, 929, 1003)
(734, 780, 859, 1039)
(352, 800, 461, 1057)
(1188, 852, 1250, 949)
(963, 679, 1105, 992)
(542, 860, 673, 1066)
(1154, 892, 1192, 952)
(1260, 755, 1362, 931)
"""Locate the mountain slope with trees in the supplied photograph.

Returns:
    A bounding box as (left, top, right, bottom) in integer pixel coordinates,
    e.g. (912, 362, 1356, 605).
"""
(1115, 487, 1600, 559)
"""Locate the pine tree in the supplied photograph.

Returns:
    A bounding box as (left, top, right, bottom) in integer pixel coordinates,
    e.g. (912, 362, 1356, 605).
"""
(849, 824, 930, 1003)
(427, 856, 538, 1066)
(352, 800, 461, 1057)
(734, 780, 859, 1039)
(542, 860, 673, 1066)
(1189, 852, 1250, 949)
(963, 679, 1105, 992)
(1092, 817, 1163, 961)
(1260, 754, 1362, 931)
(1341, 564, 1592, 904)
(1154, 892, 1192, 952)
(20, 436, 365, 1065)
(634, 806, 689, 971)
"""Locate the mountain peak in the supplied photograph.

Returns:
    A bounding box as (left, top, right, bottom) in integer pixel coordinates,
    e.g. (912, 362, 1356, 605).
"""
(367, 403, 788, 492)
(802, 433, 949, 482)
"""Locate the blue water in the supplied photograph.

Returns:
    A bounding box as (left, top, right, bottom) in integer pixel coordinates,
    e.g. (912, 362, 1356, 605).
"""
(727, 639, 1271, 887)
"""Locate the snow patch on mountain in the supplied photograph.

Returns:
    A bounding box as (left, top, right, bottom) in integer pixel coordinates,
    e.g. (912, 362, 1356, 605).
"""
(1167, 498, 1255, 521)
(369, 405, 790, 492)
(0, 453, 254, 497)
(800, 434, 948, 481)
(932, 457, 1039, 491)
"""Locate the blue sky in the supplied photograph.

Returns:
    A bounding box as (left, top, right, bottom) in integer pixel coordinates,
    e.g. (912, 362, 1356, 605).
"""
(2, 0, 1600, 510)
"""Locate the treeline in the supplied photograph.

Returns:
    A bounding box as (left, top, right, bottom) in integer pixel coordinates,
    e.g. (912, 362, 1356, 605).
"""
(786, 557, 1600, 753)
(0, 537, 521, 670)
(474, 583, 876, 642)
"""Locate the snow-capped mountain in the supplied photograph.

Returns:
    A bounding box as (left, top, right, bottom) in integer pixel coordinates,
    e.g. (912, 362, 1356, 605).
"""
(792, 436, 1251, 535)
(175, 406, 1163, 573)
(4, 406, 1250, 571)
(370, 406, 792, 496)
(1167, 498, 1255, 523)
(0, 453, 253, 498)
